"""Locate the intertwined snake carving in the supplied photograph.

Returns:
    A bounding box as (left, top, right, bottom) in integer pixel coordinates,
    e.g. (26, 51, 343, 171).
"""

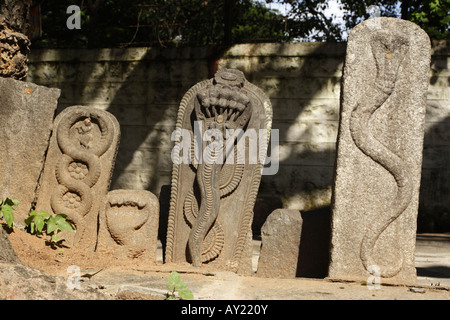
(51, 109, 114, 242)
(185, 69, 252, 267)
(350, 31, 412, 278)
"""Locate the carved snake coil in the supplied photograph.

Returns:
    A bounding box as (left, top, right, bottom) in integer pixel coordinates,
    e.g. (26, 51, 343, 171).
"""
(350, 31, 412, 278)
(186, 69, 252, 267)
(184, 146, 244, 264)
(51, 109, 114, 242)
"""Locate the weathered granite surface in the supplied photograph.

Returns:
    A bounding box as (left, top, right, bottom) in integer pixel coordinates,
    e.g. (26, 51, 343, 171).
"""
(329, 17, 431, 284)
(257, 209, 302, 278)
(35, 106, 120, 250)
(0, 78, 60, 225)
(257, 208, 330, 279)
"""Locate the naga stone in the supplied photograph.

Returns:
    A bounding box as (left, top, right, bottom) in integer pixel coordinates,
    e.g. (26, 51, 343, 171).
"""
(35, 106, 120, 250)
(97, 189, 159, 261)
(329, 18, 431, 284)
(165, 68, 272, 275)
(0, 78, 60, 225)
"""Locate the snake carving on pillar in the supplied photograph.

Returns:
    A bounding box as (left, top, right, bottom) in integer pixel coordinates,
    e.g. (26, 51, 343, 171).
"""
(185, 69, 252, 267)
(50, 109, 115, 245)
(350, 30, 412, 278)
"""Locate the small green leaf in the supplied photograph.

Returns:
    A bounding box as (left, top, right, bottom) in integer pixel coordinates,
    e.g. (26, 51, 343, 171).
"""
(178, 288, 194, 300)
(175, 281, 187, 291)
(55, 215, 75, 231)
(1, 202, 15, 228)
(46, 218, 58, 234)
(39, 211, 51, 219)
(4, 198, 19, 207)
(2, 206, 14, 228)
(30, 221, 35, 234)
(51, 234, 59, 243)
(167, 271, 181, 285)
(166, 271, 193, 300)
(29, 210, 38, 217)
(34, 215, 45, 234)
(24, 214, 34, 226)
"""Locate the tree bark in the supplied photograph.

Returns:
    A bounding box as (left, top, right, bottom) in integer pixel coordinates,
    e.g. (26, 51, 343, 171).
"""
(0, 0, 32, 33)
(0, 0, 32, 80)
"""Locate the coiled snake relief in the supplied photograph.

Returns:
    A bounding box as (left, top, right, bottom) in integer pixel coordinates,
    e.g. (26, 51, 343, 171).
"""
(51, 109, 114, 242)
(185, 69, 252, 267)
(350, 31, 412, 278)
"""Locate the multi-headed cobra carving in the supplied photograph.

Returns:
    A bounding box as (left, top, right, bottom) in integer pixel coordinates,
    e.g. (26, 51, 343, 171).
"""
(350, 30, 412, 278)
(50, 109, 115, 243)
(185, 69, 252, 267)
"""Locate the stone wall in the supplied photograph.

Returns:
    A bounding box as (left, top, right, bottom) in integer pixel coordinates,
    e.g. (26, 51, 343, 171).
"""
(27, 41, 450, 232)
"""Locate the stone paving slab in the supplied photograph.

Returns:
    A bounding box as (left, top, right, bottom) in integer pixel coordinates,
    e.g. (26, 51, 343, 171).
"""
(78, 234, 450, 300)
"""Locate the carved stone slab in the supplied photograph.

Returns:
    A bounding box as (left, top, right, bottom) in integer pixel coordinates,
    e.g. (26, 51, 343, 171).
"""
(165, 68, 272, 275)
(97, 189, 159, 262)
(329, 18, 431, 284)
(35, 106, 120, 250)
(0, 78, 60, 225)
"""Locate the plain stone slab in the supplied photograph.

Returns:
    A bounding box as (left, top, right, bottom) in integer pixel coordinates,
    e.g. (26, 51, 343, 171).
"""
(0, 78, 60, 225)
(257, 209, 302, 278)
(329, 18, 431, 284)
(257, 208, 330, 279)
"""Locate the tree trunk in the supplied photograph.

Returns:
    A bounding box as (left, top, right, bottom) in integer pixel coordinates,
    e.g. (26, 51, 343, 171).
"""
(0, 0, 32, 33)
(0, 0, 31, 80)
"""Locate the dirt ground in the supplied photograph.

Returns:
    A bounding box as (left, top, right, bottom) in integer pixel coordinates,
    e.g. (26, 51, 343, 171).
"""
(3, 221, 450, 300)
(4, 222, 160, 277)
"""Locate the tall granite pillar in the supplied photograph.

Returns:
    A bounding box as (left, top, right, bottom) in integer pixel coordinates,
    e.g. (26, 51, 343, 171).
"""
(329, 18, 431, 284)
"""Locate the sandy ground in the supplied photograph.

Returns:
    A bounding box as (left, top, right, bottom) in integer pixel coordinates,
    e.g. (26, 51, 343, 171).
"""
(3, 222, 450, 300)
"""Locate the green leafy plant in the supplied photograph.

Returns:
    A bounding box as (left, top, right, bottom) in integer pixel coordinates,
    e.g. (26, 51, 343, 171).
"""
(24, 210, 75, 243)
(0, 198, 19, 229)
(166, 271, 194, 300)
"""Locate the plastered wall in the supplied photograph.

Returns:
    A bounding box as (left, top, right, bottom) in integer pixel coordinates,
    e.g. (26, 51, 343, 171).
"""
(27, 41, 450, 232)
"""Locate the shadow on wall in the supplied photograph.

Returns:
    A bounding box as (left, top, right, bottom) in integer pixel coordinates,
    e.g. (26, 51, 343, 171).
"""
(418, 41, 450, 233)
(416, 266, 450, 279)
(92, 42, 347, 244)
(296, 207, 331, 278)
(27, 41, 450, 244)
(419, 114, 450, 233)
(217, 42, 346, 236)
